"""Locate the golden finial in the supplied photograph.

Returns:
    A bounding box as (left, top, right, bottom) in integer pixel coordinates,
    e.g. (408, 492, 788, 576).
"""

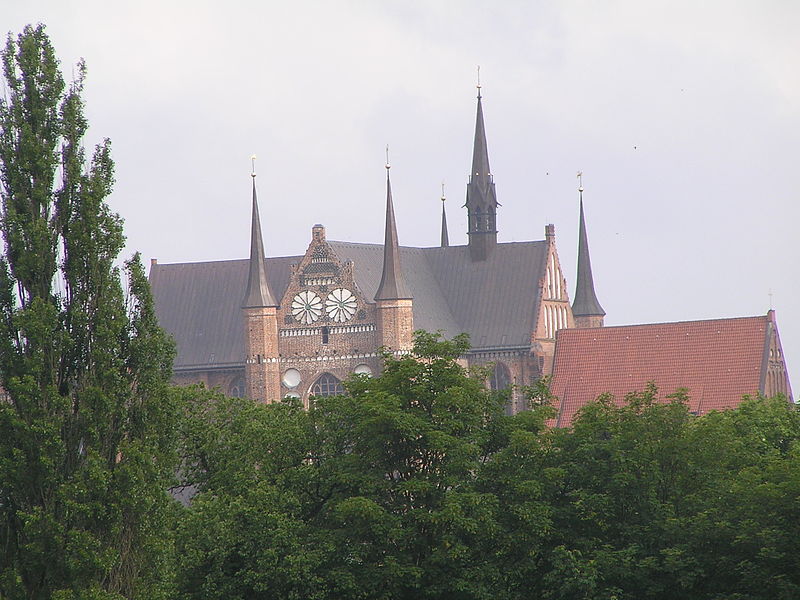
(251, 154, 257, 178)
(385, 145, 390, 170)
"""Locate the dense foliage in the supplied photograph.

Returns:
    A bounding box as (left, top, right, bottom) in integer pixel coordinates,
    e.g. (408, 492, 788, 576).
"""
(176, 334, 800, 600)
(0, 25, 180, 599)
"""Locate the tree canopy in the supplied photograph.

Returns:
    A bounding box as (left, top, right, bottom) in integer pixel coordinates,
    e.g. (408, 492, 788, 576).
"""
(0, 24, 180, 600)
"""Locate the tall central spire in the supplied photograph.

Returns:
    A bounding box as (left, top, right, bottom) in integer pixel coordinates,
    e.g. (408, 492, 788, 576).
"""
(375, 155, 412, 301)
(242, 168, 277, 308)
(470, 94, 491, 184)
(465, 76, 498, 261)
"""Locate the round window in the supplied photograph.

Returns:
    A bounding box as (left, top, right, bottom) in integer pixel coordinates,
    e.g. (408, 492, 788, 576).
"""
(282, 368, 302, 388)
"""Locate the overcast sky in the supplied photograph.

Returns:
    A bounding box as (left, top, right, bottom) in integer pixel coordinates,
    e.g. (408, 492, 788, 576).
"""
(5, 1, 799, 390)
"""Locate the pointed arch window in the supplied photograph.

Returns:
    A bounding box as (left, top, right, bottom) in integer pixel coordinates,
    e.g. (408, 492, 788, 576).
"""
(490, 362, 511, 391)
(229, 376, 245, 398)
(474, 205, 483, 231)
(310, 373, 344, 397)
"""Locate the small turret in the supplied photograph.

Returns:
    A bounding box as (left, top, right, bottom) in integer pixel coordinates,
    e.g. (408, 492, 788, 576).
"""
(242, 159, 281, 402)
(375, 153, 414, 351)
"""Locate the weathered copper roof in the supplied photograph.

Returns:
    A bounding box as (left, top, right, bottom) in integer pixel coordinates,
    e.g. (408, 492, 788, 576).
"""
(571, 197, 605, 317)
(150, 240, 549, 369)
(549, 315, 777, 427)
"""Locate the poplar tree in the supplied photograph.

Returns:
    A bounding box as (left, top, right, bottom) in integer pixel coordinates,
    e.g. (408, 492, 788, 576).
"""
(0, 25, 179, 599)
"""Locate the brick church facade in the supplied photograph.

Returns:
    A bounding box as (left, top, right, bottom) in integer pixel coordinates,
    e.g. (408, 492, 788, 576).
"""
(149, 91, 793, 419)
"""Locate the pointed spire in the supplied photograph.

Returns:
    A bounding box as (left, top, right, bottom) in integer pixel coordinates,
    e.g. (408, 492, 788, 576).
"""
(242, 161, 278, 308)
(375, 152, 412, 301)
(470, 91, 491, 184)
(440, 182, 449, 247)
(465, 77, 498, 261)
(572, 177, 605, 318)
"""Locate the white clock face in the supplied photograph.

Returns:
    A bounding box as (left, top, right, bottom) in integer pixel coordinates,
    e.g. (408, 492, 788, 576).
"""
(325, 288, 357, 322)
(291, 290, 323, 324)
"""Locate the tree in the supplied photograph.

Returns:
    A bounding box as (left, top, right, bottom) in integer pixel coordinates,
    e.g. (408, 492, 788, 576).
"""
(0, 25, 180, 599)
(176, 332, 558, 600)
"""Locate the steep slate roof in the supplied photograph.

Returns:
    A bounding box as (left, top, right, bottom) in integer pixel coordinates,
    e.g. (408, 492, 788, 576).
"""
(150, 239, 549, 369)
(549, 315, 773, 427)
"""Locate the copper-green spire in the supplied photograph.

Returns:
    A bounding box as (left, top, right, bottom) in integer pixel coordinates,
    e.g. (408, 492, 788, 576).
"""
(375, 155, 412, 301)
(242, 166, 277, 308)
(572, 181, 605, 318)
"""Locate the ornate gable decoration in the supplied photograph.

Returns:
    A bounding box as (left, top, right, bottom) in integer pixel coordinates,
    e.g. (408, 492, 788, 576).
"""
(280, 226, 368, 327)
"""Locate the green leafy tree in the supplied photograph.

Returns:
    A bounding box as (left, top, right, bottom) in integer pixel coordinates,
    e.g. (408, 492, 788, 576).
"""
(0, 25, 180, 599)
(177, 332, 553, 600)
(679, 395, 800, 600)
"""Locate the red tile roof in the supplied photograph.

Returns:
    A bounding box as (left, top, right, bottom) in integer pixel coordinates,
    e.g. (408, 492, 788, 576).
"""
(549, 315, 771, 427)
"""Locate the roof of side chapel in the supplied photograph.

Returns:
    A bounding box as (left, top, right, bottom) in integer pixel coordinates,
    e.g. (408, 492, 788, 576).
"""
(549, 315, 777, 427)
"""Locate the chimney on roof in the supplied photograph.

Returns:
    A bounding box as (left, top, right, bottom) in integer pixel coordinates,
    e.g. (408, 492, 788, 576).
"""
(545, 224, 555, 244)
(312, 224, 326, 242)
(150, 258, 157, 267)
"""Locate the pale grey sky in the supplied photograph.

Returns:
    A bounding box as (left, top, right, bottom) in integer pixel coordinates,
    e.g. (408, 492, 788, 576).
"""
(4, 1, 799, 389)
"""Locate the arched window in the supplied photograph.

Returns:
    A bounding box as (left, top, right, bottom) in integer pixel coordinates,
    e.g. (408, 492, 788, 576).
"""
(310, 373, 344, 397)
(489, 362, 511, 391)
(228, 376, 245, 398)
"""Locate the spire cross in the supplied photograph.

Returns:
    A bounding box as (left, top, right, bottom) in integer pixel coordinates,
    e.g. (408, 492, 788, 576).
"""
(385, 145, 390, 170)
(476, 65, 481, 97)
(251, 154, 257, 178)
(441, 181, 446, 202)
(577, 171, 584, 199)
(768, 288, 774, 309)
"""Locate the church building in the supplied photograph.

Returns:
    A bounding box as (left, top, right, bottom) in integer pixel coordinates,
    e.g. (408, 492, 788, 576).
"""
(149, 89, 793, 418)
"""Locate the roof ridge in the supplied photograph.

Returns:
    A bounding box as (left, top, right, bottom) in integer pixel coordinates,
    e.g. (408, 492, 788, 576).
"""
(563, 314, 768, 332)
